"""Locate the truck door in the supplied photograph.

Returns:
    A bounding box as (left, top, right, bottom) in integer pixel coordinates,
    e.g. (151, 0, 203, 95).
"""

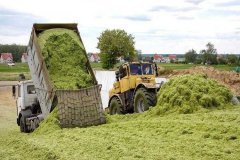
(16, 85, 22, 115)
(119, 65, 130, 93)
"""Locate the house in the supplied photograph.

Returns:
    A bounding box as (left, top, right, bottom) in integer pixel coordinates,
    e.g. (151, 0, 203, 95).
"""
(0, 53, 13, 63)
(153, 53, 165, 63)
(168, 54, 177, 62)
(21, 53, 28, 63)
(89, 53, 100, 62)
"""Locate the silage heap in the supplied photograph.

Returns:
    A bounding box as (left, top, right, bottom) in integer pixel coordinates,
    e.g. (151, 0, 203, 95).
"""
(34, 28, 95, 133)
(152, 74, 233, 115)
(34, 108, 61, 135)
(38, 28, 94, 89)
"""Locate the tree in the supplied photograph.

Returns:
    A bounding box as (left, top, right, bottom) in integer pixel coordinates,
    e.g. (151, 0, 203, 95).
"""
(97, 29, 135, 69)
(227, 54, 238, 65)
(185, 49, 197, 63)
(200, 42, 218, 65)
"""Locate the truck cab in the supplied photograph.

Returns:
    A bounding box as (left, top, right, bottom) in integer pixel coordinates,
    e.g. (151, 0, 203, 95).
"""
(13, 80, 42, 132)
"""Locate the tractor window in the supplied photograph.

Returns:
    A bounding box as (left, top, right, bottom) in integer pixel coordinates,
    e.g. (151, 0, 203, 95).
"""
(142, 64, 153, 75)
(130, 64, 142, 75)
(119, 66, 128, 79)
(27, 85, 36, 94)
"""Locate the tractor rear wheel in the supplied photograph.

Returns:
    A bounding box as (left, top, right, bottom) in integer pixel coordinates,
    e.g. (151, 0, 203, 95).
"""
(109, 97, 123, 115)
(134, 88, 157, 113)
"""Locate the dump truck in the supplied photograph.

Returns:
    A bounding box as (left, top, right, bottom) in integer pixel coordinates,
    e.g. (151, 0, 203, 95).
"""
(108, 62, 161, 114)
(13, 23, 105, 132)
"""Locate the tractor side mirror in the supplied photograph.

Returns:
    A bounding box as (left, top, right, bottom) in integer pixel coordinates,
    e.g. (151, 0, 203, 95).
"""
(12, 85, 16, 98)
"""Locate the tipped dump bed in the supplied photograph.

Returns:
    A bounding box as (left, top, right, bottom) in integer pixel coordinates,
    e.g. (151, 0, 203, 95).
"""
(27, 23, 105, 127)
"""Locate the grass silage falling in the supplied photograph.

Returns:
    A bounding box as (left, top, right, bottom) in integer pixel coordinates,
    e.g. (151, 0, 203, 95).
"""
(38, 28, 94, 89)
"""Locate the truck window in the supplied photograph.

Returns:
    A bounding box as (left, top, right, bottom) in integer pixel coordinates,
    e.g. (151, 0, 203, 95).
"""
(27, 85, 36, 94)
(130, 64, 142, 75)
(142, 64, 153, 75)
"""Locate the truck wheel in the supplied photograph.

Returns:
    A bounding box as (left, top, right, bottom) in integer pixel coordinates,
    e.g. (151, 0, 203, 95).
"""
(20, 116, 27, 133)
(109, 97, 123, 115)
(134, 88, 156, 113)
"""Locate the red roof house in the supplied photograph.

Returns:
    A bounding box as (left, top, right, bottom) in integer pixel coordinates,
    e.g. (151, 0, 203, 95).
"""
(21, 53, 28, 63)
(89, 53, 100, 62)
(0, 53, 13, 63)
(153, 53, 164, 62)
(168, 54, 177, 61)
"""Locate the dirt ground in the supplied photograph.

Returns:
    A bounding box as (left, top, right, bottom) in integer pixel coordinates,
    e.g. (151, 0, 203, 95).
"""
(0, 81, 18, 128)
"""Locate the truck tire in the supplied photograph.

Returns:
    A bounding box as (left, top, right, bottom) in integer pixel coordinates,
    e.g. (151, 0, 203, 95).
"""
(109, 97, 123, 115)
(20, 116, 28, 133)
(134, 88, 156, 113)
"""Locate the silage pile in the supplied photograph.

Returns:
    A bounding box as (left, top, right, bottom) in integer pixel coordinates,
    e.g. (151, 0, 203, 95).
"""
(171, 66, 240, 95)
(38, 28, 94, 89)
(34, 108, 61, 135)
(152, 74, 233, 115)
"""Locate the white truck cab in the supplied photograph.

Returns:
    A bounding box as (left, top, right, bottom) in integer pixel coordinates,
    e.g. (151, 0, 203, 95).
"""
(16, 80, 37, 115)
(13, 80, 42, 132)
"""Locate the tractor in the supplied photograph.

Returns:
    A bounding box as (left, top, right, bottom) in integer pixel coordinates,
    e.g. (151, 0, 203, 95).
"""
(108, 62, 160, 114)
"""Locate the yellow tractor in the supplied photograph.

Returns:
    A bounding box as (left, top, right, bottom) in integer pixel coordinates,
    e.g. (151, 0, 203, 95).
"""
(108, 62, 160, 114)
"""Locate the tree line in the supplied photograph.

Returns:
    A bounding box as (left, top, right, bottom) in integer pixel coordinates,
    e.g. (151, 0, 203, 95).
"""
(185, 43, 240, 65)
(0, 44, 27, 62)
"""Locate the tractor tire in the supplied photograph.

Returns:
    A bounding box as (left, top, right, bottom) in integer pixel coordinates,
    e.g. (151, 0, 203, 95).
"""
(134, 88, 157, 113)
(109, 97, 123, 115)
(20, 116, 28, 133)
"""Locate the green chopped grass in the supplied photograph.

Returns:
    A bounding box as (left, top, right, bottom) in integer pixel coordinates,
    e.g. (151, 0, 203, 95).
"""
(1, 107, 240, 160)
(151, 74, 233, 115)
(38, 28, 94, 89)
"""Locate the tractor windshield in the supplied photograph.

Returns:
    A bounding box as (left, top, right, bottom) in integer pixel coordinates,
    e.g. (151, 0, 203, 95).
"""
(130, 64, 142, 75)
(130, 63, 154, 75)
(142, 63, 153, 75)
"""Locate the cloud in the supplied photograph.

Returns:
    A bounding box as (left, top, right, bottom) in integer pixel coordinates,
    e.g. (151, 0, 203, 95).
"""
(215, 1, 240, 7)
(0, 7, 45, 36)
(185, 0, 205, 5)
(176, 16, 195, 20)
(203, 9, 240, 17)
(149, 5, 199, 12)
(120, 15, 151, 21)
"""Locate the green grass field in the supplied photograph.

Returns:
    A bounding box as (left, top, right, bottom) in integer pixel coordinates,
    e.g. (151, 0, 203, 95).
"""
(0, 62, 237, 81)
(1, 106, 240, 160)
(0, 63, 29, 72)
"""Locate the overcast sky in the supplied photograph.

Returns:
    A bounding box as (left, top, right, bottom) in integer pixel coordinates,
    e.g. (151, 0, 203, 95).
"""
(0, 0, 240, 54)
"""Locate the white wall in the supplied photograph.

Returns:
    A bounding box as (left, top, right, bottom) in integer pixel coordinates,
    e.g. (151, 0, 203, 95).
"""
(94, 70, 116, 108)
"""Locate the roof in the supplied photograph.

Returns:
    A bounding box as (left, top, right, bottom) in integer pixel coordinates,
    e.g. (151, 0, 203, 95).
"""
(0, 53, 13, 60)
(169, 54, 177, 60)
(153, 53, 163, 60)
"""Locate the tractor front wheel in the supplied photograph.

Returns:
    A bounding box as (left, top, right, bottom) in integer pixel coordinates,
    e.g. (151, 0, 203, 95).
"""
(134, 88, 156, 113)
(109, 97, 123, 115)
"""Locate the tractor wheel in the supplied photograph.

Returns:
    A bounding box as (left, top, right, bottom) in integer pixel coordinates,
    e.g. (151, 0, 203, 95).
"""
(134, 88, 157, 113)
(109, 97, 123, 115)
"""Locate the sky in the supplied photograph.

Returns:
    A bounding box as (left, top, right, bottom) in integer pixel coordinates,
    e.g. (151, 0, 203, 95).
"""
(0, 0, 240, 54)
